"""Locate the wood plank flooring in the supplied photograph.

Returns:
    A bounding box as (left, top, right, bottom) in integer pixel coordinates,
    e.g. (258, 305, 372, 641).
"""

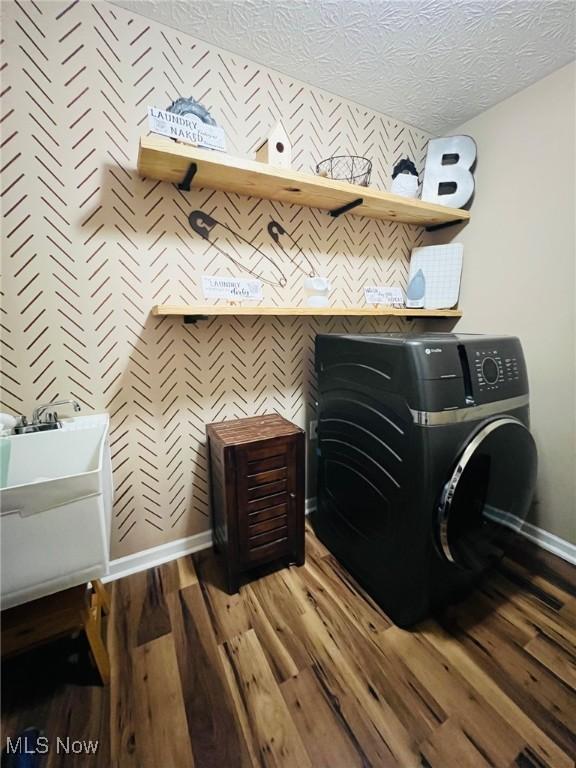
(2, 525, 575, 767)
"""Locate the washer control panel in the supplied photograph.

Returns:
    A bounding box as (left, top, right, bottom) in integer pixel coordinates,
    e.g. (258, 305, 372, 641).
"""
(474, 349, 505, 391)
(469, 340, 526, 402)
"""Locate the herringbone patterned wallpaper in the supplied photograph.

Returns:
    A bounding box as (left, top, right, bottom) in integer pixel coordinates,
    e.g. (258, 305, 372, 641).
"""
(0, 0, 431, 558)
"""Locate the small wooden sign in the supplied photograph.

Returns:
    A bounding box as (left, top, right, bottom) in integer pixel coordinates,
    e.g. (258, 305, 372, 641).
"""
(148, 107, 226, 152)
(364, 286, 404, 307)
(202, 276, 263, 301)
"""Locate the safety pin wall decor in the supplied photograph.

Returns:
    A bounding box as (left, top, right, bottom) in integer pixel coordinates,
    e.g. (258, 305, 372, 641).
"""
(188, 210, 288, 287)
(188, 211, 320, 288)
(267, 220, 317, 278)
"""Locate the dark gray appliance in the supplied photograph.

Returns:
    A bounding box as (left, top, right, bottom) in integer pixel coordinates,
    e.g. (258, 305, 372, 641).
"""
(313, 333, 537, 627)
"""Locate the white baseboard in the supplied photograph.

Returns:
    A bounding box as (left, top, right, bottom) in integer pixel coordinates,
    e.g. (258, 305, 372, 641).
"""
(511, 519, 576, 565)
(104, 497, 318, 582)
(486, 507, 576, 565)
(103, 498, 574, 583)
(309, 499, 575, 565)
(103, 529, 213, 582)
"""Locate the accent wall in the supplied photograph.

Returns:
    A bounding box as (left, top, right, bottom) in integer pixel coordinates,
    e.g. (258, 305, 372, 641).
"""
(0, 0, 432, 557)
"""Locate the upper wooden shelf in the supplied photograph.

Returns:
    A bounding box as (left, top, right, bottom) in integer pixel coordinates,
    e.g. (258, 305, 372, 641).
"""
(138, 136, 471, 227)
(152, 305, 462, 320)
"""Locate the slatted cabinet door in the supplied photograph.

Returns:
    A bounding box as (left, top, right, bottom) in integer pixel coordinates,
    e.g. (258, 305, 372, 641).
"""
(236, 437, 305, 567)
(207, 415, 306, 594)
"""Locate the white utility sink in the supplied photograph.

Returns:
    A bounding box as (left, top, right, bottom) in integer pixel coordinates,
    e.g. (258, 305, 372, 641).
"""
(0, 413, 112, 610)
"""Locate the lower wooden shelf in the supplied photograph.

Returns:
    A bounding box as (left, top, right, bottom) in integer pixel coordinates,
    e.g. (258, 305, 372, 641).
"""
(152, 305, 462, 320)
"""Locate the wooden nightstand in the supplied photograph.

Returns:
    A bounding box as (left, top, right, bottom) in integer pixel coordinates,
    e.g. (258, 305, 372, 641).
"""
(206, 415, 305, 593)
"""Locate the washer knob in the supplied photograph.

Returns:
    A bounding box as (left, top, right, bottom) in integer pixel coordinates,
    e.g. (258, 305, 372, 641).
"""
(481, 356, 499, 385)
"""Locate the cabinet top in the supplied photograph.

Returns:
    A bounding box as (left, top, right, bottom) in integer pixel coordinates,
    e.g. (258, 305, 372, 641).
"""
(206, 414, 303, 446)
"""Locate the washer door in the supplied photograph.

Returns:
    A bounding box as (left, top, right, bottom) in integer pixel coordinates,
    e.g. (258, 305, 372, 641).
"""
(437, 417, 537, 570)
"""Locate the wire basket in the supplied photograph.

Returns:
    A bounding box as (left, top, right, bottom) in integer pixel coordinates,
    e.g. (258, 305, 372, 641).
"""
(316, 155, 372, 187)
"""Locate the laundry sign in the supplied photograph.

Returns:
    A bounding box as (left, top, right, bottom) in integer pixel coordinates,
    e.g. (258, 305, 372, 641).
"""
(202, 276, 263, 301)
(148, 107, 226, 151)
(364, 286, 404, 306)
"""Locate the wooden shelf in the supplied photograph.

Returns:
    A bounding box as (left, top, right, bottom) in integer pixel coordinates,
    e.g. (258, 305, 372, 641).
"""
(152, 305, 462, 319)
(138, 136, 471, 227)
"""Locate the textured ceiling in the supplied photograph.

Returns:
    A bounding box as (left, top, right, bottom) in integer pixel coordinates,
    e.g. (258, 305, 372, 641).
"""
(112, 0, 576, 133)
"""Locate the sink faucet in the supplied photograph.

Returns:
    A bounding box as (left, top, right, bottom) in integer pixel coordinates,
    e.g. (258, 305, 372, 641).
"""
(32, 399, 81, 425)
(13, 399, 82, 435)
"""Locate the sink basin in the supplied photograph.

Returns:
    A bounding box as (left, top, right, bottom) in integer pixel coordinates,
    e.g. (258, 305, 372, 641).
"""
(3, 415, 110, 515)
(1, 413, 112, 609)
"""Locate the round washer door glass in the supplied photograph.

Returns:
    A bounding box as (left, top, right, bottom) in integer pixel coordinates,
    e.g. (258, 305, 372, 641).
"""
(438, 417, 537, 570)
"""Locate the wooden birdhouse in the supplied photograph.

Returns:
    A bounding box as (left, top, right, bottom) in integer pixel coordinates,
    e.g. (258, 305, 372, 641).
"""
(255, 122, 292, 168)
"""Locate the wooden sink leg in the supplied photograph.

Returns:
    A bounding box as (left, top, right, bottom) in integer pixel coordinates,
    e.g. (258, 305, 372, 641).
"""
(92, 579, 110, 615)
(83, 587, 110, 686)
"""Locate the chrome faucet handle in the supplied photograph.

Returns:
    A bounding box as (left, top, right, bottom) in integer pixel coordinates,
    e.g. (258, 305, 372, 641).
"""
(32, 399, 81, 424)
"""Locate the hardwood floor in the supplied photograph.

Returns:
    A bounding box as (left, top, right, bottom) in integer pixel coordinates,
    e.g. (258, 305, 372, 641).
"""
(2, 525, 575, 767)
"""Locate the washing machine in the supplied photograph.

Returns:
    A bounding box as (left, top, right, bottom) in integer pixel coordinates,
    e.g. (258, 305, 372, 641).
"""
(313, 332, 537, 627)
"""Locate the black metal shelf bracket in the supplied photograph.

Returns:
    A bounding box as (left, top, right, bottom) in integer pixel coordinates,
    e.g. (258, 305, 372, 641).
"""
(178, 162, 198, 192)
(329, 198, 363, 218)
(425, 219, 466, 233)
(183, 314, 208, 325)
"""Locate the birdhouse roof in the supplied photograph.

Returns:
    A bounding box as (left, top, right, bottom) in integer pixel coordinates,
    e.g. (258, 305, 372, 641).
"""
(269, 121, 289, 138)
(255, 121, 290, 152)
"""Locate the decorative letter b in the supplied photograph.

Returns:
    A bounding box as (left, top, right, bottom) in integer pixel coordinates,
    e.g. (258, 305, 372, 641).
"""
(421, 135, 477, 209)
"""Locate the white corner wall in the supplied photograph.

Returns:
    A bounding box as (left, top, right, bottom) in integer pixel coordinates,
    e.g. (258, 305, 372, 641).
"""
(432, 63, 576, 544)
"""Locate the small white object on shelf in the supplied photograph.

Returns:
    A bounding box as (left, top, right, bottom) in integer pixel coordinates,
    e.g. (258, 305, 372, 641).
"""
(304, 276, 330, 307)
(390, 157, 419, 199)
(391, 173, 419, 198)
(255, 122, 292, 168)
